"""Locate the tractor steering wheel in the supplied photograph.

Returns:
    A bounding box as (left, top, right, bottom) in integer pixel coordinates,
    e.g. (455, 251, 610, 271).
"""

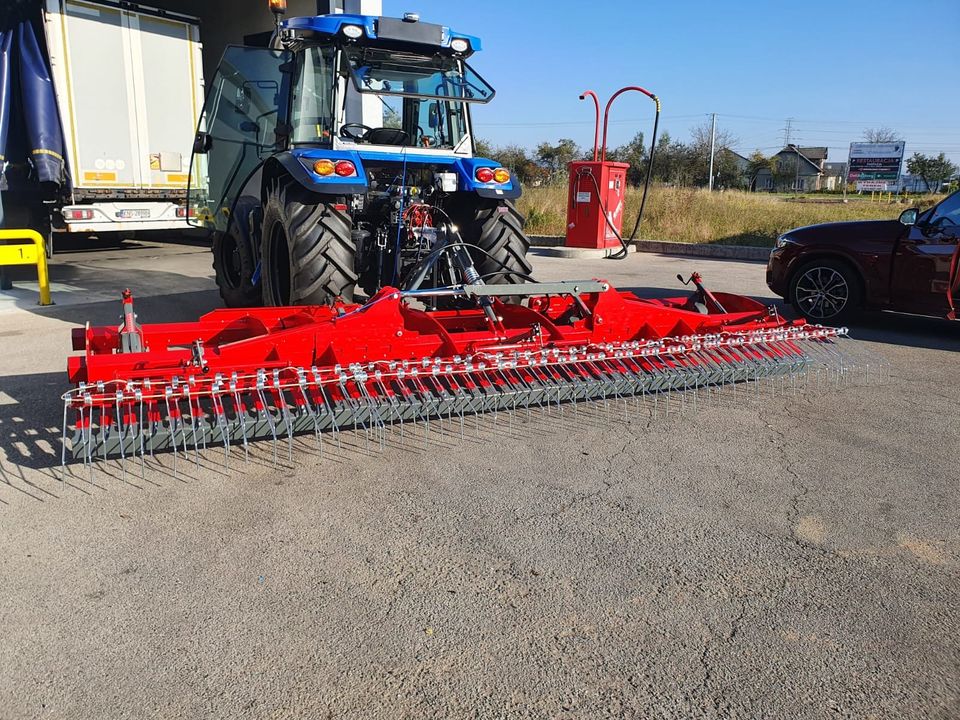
(339, 123, 374, 142)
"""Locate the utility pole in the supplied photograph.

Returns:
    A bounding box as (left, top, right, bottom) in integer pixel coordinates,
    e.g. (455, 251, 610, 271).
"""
(782, 117, 794, 147)
(794, 147, 801, 194)
(707, 112, 717, 191)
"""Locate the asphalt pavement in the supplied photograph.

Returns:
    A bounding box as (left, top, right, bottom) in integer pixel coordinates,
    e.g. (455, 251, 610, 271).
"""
(0, 238, 957, 719)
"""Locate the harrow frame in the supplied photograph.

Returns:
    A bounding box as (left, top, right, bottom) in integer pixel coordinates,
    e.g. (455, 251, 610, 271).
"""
(63, 279, 847, 468)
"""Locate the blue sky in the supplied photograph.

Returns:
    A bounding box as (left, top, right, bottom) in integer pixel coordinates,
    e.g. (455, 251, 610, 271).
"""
(402, 0, 960, 164)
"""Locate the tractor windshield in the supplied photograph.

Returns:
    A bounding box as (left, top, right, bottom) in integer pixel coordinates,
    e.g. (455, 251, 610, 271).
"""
(345, 47, 495, 103)
(341, 47, 493, 150)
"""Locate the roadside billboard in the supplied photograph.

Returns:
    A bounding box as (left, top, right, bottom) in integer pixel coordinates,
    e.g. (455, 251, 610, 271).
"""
(847, 142, 905, 191)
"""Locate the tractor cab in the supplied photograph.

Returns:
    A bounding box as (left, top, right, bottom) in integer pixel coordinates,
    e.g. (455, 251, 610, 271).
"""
(282, 14, 494, 154)
(187, 9, 530, 310)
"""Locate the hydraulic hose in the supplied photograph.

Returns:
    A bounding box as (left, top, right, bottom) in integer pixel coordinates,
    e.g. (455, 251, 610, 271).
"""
(628, 98, 659, 242)
(576, 167, 631, 260)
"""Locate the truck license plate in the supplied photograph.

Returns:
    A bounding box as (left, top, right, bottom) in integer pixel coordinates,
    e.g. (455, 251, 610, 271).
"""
(117, 209, 150, 219)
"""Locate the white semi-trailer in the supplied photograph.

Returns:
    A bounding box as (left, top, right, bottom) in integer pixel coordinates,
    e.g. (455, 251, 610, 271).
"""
(0, 0, 204, 243)
(44, 0, 204, 235)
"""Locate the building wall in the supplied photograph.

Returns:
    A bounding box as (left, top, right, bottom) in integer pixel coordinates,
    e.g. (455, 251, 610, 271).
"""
(143, 0, 317, 82)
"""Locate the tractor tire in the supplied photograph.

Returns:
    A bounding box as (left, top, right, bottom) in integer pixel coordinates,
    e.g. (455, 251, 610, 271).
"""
(260, 182, 357, 306)
(789, 258, 862, 323)
(450, 198, 533, 286)
(212, 229, 259, 308)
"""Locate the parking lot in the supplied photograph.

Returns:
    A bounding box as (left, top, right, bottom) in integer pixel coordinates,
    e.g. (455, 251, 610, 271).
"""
(0, 239, 957, 719)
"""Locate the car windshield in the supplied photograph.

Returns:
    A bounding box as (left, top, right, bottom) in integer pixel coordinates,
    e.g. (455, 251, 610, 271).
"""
(345, 47, 495, 103)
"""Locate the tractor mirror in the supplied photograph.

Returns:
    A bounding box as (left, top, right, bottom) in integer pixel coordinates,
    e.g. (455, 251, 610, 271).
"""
(193, 132, 213, 155)
(899, 208, 918, 226)
(428, 102, 440, 129)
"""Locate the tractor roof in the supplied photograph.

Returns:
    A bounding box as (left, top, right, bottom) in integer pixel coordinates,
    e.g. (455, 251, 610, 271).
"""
(282, 14, 482, 56)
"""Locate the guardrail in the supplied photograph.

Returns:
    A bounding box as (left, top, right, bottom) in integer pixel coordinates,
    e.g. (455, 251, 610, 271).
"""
(0, 229, 52, 306)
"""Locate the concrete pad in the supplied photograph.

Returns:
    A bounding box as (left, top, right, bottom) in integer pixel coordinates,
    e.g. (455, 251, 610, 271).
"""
(533, 243, 636, 259)
(0, 238, 957, 719)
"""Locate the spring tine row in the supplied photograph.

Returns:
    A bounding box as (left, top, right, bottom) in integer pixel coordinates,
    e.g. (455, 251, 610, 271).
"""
(61, 325, 879, 477)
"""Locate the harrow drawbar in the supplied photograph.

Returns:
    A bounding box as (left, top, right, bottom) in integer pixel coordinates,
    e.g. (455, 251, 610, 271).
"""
(62, 280, 859, 474)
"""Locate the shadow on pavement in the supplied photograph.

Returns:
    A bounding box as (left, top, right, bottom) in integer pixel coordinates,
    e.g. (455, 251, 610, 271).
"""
(844, 312, 960, 353)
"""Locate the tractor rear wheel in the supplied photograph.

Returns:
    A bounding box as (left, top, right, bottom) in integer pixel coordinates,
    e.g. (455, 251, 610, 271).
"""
(212, 229, 259, 308)
(449, 198, 533, 286)
(260, 183, 357, 306)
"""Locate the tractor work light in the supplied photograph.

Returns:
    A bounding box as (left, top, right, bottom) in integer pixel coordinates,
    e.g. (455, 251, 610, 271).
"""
(342, 24, 363, 39)
(313, 159, 335, 176)
(450, 38, 470, 53)
(268, 0, 287, 15)
(334, 160, 357, 177)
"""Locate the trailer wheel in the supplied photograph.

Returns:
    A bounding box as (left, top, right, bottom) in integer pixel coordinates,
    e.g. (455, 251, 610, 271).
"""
(260, 183, 357, 306)
(212, 230, 259, 307)
(450, 198, 533, 286)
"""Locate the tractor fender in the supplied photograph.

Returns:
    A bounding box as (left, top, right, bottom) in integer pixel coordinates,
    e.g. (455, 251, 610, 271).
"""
(263, 150, 369, 196)
(454, 157, 522, 200)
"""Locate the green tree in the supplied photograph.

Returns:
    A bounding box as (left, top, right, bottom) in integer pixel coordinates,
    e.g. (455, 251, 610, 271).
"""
(906, 152, 958, 193)
(474, 138, 496, 159)
(653, 132, 691, 185)
(747, 150, 776, 191)
(472, 142, 547, 186)
(535, 139, 581, 181)
(609, 132, 647, 186)
(688, 120, 739, 187)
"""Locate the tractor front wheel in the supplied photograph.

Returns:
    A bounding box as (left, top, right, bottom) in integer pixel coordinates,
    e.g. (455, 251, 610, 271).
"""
(260, 183, 358, 306)
(212, 229, 259, 308)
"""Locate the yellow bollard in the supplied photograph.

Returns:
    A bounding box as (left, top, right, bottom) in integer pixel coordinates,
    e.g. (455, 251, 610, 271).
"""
(0, 229, 53, 305)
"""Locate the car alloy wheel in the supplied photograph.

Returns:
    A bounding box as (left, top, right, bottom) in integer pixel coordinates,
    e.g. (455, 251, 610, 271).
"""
(794, 266, 849, 320)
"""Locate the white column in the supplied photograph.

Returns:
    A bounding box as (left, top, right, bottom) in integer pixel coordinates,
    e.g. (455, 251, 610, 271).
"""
(342, 0, 384, 128)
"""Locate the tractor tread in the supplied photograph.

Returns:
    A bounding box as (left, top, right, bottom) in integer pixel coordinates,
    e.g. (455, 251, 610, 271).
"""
(261, 183, 358, 306)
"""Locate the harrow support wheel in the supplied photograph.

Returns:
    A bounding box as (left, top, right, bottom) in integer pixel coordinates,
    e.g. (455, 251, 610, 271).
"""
(260, 182, 358, 306)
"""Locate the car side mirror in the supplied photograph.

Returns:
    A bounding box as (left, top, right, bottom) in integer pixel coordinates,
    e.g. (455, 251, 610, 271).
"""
(193, 132, 213, 155)
(899, 208, 918, 226)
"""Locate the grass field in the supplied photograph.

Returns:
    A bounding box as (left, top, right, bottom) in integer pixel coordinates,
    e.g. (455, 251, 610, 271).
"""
(517, 186, 944, 247)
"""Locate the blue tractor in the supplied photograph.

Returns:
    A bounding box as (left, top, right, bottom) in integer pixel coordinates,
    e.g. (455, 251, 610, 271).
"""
(187, 7, 532, 307)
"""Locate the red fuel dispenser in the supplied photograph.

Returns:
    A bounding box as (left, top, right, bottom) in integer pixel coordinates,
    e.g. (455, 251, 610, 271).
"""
(565, 160, 630, 249)
(564, 86, 660, 254)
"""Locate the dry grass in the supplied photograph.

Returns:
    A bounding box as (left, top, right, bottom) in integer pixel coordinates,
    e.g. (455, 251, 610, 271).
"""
(518, 186, 943, 247)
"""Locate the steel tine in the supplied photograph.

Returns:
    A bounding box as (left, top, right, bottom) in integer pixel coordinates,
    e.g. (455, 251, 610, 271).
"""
(165, 387, 178, 480)
(298, 369, 324, 457)
(314, 370, 341, 450)
(184, 384, 200, 470)
(135, 389, 146, 481)
(256, 369, 280, 466)
(60, 396, 70, 482)
(273, 370, 295, 462)
(230, 374, 250, 462)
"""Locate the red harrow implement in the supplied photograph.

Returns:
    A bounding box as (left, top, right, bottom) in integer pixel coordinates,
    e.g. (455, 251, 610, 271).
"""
(62, 273, 864, 476)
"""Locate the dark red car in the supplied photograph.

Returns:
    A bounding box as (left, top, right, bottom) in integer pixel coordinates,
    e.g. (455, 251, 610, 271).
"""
(766, 190, 960, 322)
